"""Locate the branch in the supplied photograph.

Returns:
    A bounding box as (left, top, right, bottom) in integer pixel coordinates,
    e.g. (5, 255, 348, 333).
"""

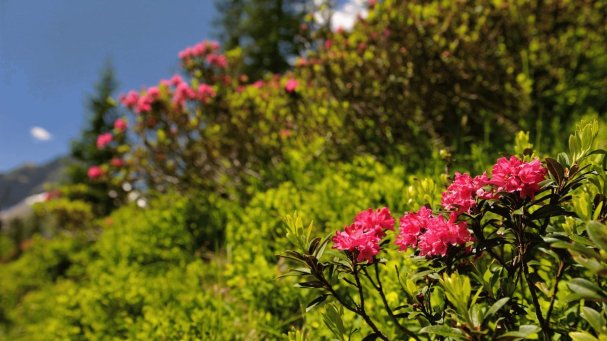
(354, 263, 389, 340)
(545, 261, 565, 327)
(373, 263, 421, 341)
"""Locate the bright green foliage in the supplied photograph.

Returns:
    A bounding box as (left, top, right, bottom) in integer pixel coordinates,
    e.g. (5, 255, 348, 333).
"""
(301, 0, 607, 160)
(0, 194, 257, 340)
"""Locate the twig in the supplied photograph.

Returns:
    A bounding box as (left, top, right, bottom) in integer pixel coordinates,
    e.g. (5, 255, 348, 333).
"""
(545, 261, 565, 327)
(373, 263, 421, 341)
(354, 263, 389, 340)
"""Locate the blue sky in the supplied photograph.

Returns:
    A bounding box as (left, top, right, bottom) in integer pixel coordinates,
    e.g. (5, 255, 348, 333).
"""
(0, 0, 216, 171)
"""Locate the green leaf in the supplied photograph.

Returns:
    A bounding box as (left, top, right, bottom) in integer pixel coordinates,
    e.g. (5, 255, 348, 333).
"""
(569, 332, 599, 341)
(295, 281, 324, 288)
(484, 297, 510, 322)
(308, 237, 321, 255)
(587, 221, 607, 253)
(529, 205, 575, 221)
(498, 325, 541, 340)
(419, 325, 466, 340)
(567, 278, 606, 300)
(557, 153, 571, 168)
(314, 236, 331, 259)
(306, 294, 329, 312)
(581, 307, 605, 334)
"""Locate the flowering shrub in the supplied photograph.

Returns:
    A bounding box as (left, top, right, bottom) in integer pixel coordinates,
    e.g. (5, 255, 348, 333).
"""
(87, 0, 607, 196)
(282, 120, 607, 340)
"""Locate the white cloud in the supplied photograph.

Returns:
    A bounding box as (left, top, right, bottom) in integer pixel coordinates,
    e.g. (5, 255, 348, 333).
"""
(314, 0, 368, 32)
(30, 126, 52, 141)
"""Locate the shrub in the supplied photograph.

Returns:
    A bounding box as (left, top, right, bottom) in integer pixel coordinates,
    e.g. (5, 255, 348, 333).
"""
(282, 120, 607, 340)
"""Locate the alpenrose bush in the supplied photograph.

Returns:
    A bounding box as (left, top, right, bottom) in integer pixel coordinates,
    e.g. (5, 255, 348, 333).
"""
(113, 38, 347, 194)
(282, 120, 607, 340)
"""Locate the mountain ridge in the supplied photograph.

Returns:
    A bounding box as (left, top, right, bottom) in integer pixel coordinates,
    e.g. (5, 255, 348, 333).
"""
(0, 156, 69, 212)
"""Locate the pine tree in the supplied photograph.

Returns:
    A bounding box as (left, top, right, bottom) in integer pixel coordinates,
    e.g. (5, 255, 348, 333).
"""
(215, 0, 312, 79)
(66, 63, 122, 216)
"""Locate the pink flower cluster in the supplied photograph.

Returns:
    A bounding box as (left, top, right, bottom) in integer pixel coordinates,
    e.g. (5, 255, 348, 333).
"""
(441, 156, 546, 215)
(114, 118, 128, 133)
(119, 87, 159, 114)
(333, 157, 546, 259)
(332, 207, 394, 263)
(441, 172, 493, 214)
(178, 40, 227, 69)
(120, 75, 216, 113)
(96, 133, 112, 149)
(197, 84, 216, 103)
(206, 54, 228, 69)
(285, 78, 299, 93)
(87, 166, 103, 179)
(490, 157, 547, 198)
(395, 207, 471, 257)
(178, 40, 220, 60)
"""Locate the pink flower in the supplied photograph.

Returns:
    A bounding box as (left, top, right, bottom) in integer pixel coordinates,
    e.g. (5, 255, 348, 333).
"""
(395, 207, 433, 250)
(135, 95, 153, 113)
(87, 166, 103, 179)
(96, 133, 112, 149)
(206, 54, 228, 68)
(120, 91, 139, 109)
(206, 40, 220, 51)
(147, 86, 160, 99)
(110, 158, 124, 167)
(114, 118, 128, 133)
(324, 39, 333, 49)
(197, 84, 216, 103)
(332, 207, 396, 263)
(178, 46, 194, 60)
(417, 213, 471, 257)
(252, 80, 264, 88)
(170, 74, 184, 86)
(333, 223, 381, 263)
(353, 207, 395, 238)
(172, 82, 196, 108)
(395, 207, 471, 257)
(490, 156, 547, 198)
(442, 172, 492, 214)
(179, 40, 221, 60)
(285, 78, 299, 93)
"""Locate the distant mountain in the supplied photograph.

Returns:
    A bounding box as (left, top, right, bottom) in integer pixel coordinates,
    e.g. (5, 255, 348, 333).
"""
(0, 157, 69, 211)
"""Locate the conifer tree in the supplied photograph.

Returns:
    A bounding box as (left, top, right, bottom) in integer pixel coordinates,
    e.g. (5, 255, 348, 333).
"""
(67, 63, 122, 216)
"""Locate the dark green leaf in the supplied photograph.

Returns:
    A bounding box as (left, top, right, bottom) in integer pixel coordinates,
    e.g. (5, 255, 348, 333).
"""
(484, 297, 510, 322)
(306, 294, 329, 312)
(296, 281, 324, 288)
(545, 157, 565, 184)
